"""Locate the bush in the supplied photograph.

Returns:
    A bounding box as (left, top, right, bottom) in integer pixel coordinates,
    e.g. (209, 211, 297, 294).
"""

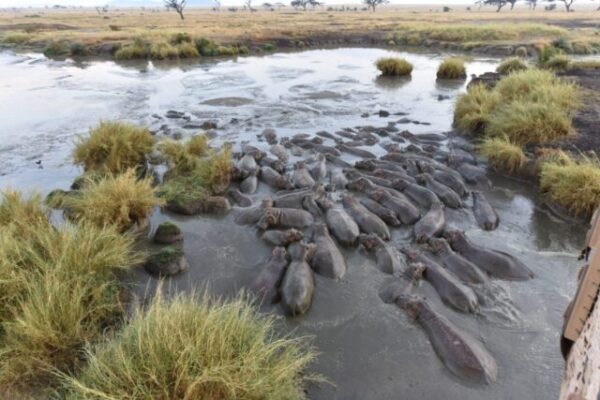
(537, 45, 561, 66)
(115, 37, 149, 59)
(195, 37, 219, 56)
(436, 57, 466, 79)
(149, 41, 179, 60)
(453, 84, 500, 135)
(69, 42, 88, 56)
(514, 46, 528, 58)
(2, 32, 31, 44)
(544, 54, 570, 70)
(478, 137, 527, 173)
(170, 32, 192, 45)
(160, 135, 209, 176)
(73, 121, 155, 174)
(43, 40, 70, 57)
(540, 154, 600, 217)
(569, 60, 600, 70)
(375, 57, 413, 76)
(263, 43, 276, 51)
(496, 57, 528, 75)
(61, 292, 317, 400)
(572, 41, 593, 55)
(62, 170, 162, 233)
(177, 42, 200, 58)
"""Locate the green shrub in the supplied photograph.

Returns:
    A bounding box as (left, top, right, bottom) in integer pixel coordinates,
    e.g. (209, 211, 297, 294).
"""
(436, 57, 466, 79)
(2, 32, 31, 44)
(552, 37, 573, 53)
(73, 121, 155, 174)
(263, 43, 276, 51)
(62, 170, 163, 233)
(61, 292, 317, 400)
(537, 45, 561, 66)
(572, 41, 593, 55)
(496, 57, 528, 75)
(540, 154, 600, 217)
(570, 60, 600, 70)
(43, 40, 70, 57)
(159, 135, 209, 176)
(170, 32, 192, 45)
(115, 37, 149, 59)
(177, 42, 200, 58)
(69, 42, 88, 56)
(375, 57, 413, 76)
(195, 37, 219, 56)
(477, 136, 527, 173)
(453, 84, 500, 135)
(544, 54, 571, 70)
(149, 41, 179, 60)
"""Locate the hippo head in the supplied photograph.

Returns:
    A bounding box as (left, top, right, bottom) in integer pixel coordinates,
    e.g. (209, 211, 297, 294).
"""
(392, 178, 409, 191)
(369, 189, 386, 202)
(417, 161, 435, 174)
(405, 262, 426, 282)
(442, 230, 464, 246)
(272, 246, 287, 261)
(354, 159, 376, 171)
(415, 173, 430, 184)
(257, 208, 279, 230)
(310, 136, 323, 145)
(276, 177, 294, 190)
(405, 144, 422, 154)
(359, 233, 382, 252)
(381, 143, 400, 153)
(346, 177, 372, 192)
(398, 295, 426, 320)
(260, 198, 274, 208)
(399, 246, 419, 261)
(312, 184, 326, 199)
(343, 169, 362, 181)
(428, 237, 446, 254)
(283, 229, 304, 244)
(295, 161, 306, 170)
(272, 160, 286, 174)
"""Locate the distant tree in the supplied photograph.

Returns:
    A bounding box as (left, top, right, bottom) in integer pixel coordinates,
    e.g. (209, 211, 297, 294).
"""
(290, 0, 321, 10)
(476, 0, 510, 12)
(274, 2, 286, 9)
(363, 0, 388, 11)
(525, 0, 537, 8)
(544, 2, 557, 9)
(164, 0, 186, 19)
(213, 0, 221, 11)
(543, 0, 574, 11)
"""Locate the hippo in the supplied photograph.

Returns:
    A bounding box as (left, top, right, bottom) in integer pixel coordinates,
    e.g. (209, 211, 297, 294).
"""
(416, 173, 462, 209)
(269, 144, 289, 162)
(444, 230, 534, 281)
(401, 247, 478, 313)
(429, 238, 488, 285)
(241, 143, 266, 160)
(228, 188, 252, 207)
(240, 173, 258, 194)
(273, 185, 325, 209)
(342, 194, 390, 240)
(414, 202, 445, 243)
(302, 195, 322, 218)
(392, 178, 439, 208)
(316, 130, 336, 140)
(325, 154, 353, 169)
(311, 224, 347, 279)
(448, 148, 477, 165)
(472, 191, 499, 231)
(262, 128, 278, 145)
(280, 243, 315, 316)
(399, 295, 498, 385)
(259, 166, 294, 190)
(237, 153, 258, 177)
(234, 199, 273, 225)
(418, 163, 468, 198)
(292, 162, 316, 189)
(336, 143, 376, 159)
(316, 197, 360, 247)
(369, 189, 420, 225)
(329, 169, 348, 191)
(360, 198, 401, 227)
(449, 161, 491, 187)
(378, 263, 425, 303)
(261, 228, 304, 247)
(257, 207, 314, 230)
(372, 168, 416, 184)
(360, 233, 406, 275)
(355, 159, 410, 175)
(311, 154, 327, 181)
(250, 247, 289, 303)
(259, 156, 286, 174)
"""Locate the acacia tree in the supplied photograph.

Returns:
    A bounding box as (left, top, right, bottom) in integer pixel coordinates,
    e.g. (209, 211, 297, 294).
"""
(525, 0, 537, 9)
(363, 0, 389, 11)
(164, 0, 186, 19)
(476, 0, 510, 12)
(291, 0, 321, 10)
(544, 0, 574, 11)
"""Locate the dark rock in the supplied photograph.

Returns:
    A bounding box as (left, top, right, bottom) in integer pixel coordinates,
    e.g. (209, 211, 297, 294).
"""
(144, 246, 189, 276)
(153, 221, 183, 244)
(201, 120, 218, 130)
(165, 110, 185, 119)
(378, 110, 390, 117)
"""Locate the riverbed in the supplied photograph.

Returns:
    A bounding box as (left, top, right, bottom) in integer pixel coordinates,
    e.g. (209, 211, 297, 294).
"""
(0, 48, 585, 399)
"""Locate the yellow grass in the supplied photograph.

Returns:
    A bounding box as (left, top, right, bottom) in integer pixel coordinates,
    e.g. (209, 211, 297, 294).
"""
(375, 57, 412, 76)
(477, 136, 527, 173)
(453, 84, 500, 135)
(436, 57, 466, 79)
(496, 57, 528, 75)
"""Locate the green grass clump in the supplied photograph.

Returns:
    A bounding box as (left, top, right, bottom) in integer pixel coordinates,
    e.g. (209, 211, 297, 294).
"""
(572, 41, 593, 55)
(177, 42, 200, 58)
(160, 135, 209, 176)
(496, 57, 528, 75)
(62, 170, 163, 232)
(149, 41, 179, 60)
(540, 154, 600, 217)
(170, 32, 192, 45)
(436, 57, 466, 79)
(477, 137, 527, 173)
(2, 32, 31, 44)
(569, 60, 600, 70)
(61, 292, 317, 400)
(263, 43, 276, 52)
(537, 45, 562, 67)
(69, 42, 88, 56)
(544, 54, 571, 71)
(115, 37, 149, 60)
(0, 193, 143, 394)
(453, 84, 500, 135)
(43, 40, 70, 57)
(73, 121, 155, 174)
(376, 57, 413, 76)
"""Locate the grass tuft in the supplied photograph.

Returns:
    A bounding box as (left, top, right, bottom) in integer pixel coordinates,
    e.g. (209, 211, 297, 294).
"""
(477, 136, 527, 174)
(62, 170, 163, 233)
(61, 292, 318, 400)
(375, 57, 413, 76)
(453, 84, 500, 135)
(436, 57, 466, 79)
(543, 54, 571, 71)
(496, 57, 528, 75)
(73, 121, 155, 174)
(2, 32, 31, 44)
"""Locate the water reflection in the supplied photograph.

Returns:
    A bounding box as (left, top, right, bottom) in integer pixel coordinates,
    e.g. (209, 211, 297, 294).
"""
(374, 75, 412, 90)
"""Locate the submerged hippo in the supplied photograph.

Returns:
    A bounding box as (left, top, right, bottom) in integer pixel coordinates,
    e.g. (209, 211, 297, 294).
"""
(257, 207, 314, 230)
(378, 263, 425, 303)
(372, 168, 416, 184)
(316, 197, 360, 247)
(228, 188, 252, 207)
(240, 173, 258, 194)
(417, 173, 462, 209)
(369, 189, 420, 225)
(311, 154, 327, 181)
(273, 185, 325, 209)
(234, 199, 273, 225)
(237, 153, 258, 177)
(259, 156, 286, 174)
(429, 238, 488, 285)
(342, 194, 390, 241)
(250, 247, 289, 303)
(472, 191, 499, 231)
(329, 169, 348, 191)
(392, 178, 439, 208)
(449, 161, 491, 187)
(336, 143, 376, 159)
(414, 202, 446, 243)
(399, 295, 498, 385)
(280, 243, 315, 316)
(292, 162, 316, 189)
(259, 166, 294, 190)
(261, 228, 304, 247)
(269, 144, 289, 162)
(311, 224, 347, 279)
(444, 230, 534, 281)
(360, 198, 401, 227)
(360, 233, 406, 275)
(402, 247, 478, 313)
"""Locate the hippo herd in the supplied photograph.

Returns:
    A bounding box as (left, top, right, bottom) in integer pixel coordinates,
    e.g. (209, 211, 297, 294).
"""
(227, 124, 533, 385)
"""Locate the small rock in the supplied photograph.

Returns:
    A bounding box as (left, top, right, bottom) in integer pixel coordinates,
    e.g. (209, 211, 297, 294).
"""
(398, 117, 412, 124)
(153, 221, 183, 245)
(165, 110, 185, 119)
(201, 120, 218, 130)
(437, 95, 451, 101)
(144, 246, 189, 276)
(151, 113, 163, 120)
(182, 123, 204, 129)
(378, 110, 390, 117)
(361, 113, 369, 118)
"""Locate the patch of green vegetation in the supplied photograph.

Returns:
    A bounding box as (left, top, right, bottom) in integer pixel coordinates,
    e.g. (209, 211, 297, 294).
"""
(569, 60, 600, 70)
(572, 41, 594, 55)
(436, 57, 466, 79)
(375, 57, 413, 76)
(543, 54, 571, 71)
(177, 42, 200, 58)
(540, 153, 600, 217)
(73, 121, 155, 174)
(159, 135, 209, 176)
(537, 45, 562, 67)
(263, 43, 276, 52)
(477, 136, 527, 174)
(170, 32, 192, 45)
(514, 46, 528, 58)
(69, 42, 88, 56)
(62, 170, 163, 233)
(155, 221, 181, 237)
(149, 41, 179, 60)
(61, 292, 318, 399)
(115, 37, 150, 60)
(496, 57, 528, 75)
(43, 40, 70, 57)
(2, 32, 31, 45)
(454, 84, 500, 135)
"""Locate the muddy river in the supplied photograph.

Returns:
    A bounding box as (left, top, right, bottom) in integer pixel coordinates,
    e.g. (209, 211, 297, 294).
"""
(0, 48, 586, 399)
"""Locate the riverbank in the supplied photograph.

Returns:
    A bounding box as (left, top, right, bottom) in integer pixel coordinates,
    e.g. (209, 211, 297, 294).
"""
(1, 7, 599, 60)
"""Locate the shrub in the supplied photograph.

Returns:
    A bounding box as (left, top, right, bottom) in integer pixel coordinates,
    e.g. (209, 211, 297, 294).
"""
(496, 57, 528, 75)
(177, 42, 200, 58)
(569, 60, 600, 70)
(572, 41, 593, 55)
(2, 32, 30, 44)
(73, 121, 155, 174)
(375, 57, 413, 76)
(544, 54, 570, 70)
(149, 41, 179, 60)
(552, 37, 573, 53)
(170, 32, 192, 45)
(453, 84, 500, 135)
(540, 154, 600, 216)
(0, 190, 48, 231)
(478, 137, 527, 173)
(436, 57, 466, 79)
(263, 43, 276, 51)
(69, 42, 88, 56)
(61, 292, 317, 400)
(195, 37, 219, 56)
(115, 37, 149, 59)
(160, 135, 209, 176)
(514, 46, 528, 58)
(537, 44, 561, 66)
(43, 40, 70, 57)
(61, 170, 162, 233)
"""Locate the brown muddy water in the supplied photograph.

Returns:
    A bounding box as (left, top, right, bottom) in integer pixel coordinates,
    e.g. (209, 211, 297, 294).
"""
(0, 48, 586, 399)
